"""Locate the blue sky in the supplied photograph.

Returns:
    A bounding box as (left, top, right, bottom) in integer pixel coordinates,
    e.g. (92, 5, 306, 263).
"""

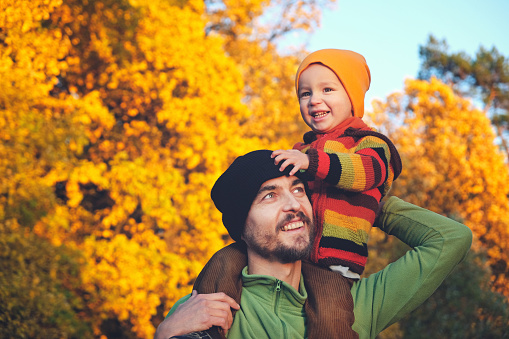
(299, 0, 509, 107)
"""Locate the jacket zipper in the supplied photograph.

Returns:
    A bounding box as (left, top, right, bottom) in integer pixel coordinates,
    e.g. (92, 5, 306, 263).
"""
(274, 280, 287, 338)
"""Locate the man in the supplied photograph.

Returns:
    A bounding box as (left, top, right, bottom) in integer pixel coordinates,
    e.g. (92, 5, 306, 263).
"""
(155, 150, 472, 339)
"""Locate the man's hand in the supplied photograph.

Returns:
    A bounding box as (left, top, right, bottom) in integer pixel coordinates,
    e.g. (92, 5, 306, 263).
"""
(154, 291, 240, 339)
(271, 149, 309, 176)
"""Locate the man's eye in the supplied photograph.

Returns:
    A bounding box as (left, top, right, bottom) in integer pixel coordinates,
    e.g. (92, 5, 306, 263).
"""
(293, 187, 305, 194)
(263, 193, 275, 200)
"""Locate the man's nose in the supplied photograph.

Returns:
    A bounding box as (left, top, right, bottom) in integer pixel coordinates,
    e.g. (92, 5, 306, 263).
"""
(282, 193, 301, 212)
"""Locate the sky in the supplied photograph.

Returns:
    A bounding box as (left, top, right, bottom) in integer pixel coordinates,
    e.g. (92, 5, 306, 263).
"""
(297, 0, 509, 107)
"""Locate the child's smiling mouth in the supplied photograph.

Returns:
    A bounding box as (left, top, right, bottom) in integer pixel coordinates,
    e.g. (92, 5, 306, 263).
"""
(312, 111, 330, 119)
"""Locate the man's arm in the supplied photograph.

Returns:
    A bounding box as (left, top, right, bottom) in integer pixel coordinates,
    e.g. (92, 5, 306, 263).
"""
(351, 196, 472, 339)
(154, 291, 240, 339)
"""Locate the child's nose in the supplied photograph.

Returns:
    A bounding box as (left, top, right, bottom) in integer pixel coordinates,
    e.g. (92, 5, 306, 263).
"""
(310, 93, 322, 105)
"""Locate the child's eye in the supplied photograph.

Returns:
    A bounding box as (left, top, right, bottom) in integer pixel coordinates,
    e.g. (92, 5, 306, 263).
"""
(300, 91, 311, 98)
(324, 88, 333, 93)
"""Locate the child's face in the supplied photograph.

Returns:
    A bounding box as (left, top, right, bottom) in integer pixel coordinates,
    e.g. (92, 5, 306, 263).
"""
(298, 64, 352, 134)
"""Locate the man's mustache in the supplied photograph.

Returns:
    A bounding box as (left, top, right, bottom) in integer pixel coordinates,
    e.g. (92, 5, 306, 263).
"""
(276, 211, 313, 232)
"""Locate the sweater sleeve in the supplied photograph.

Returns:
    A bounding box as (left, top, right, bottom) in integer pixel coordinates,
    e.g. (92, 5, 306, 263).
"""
(306, 135, 392, 193)
(351, 196, 472, 339)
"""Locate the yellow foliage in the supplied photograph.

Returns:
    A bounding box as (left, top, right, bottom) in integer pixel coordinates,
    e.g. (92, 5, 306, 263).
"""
(369, 78, 509, 296)
(80, 233, 200, 338)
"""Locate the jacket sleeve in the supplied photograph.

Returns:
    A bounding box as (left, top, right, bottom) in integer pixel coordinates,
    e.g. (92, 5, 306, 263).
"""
(351, 196, 472, 339)
(305, 135, 393, 193)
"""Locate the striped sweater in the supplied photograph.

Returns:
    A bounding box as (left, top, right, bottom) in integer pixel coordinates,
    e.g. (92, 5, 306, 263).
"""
(294, 117, 402, 275)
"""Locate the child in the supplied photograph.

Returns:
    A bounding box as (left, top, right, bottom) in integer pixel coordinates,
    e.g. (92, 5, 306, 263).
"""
(272, 49, 402, 279)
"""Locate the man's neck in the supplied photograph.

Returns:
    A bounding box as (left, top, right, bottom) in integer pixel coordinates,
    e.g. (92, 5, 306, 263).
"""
(246, 250, 302, 290)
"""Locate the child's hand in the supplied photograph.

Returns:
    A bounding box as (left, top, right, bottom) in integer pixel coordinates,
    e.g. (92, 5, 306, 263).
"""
(271, 149, 309, 176)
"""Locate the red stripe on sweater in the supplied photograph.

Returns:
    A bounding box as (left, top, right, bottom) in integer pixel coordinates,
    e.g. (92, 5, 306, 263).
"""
(326, 199, 377, 223)
(318, 248, 368, 266)
(316, 150, 330, 179)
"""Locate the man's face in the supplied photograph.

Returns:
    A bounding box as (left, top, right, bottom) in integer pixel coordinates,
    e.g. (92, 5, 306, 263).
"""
(242, 175, 315, 264)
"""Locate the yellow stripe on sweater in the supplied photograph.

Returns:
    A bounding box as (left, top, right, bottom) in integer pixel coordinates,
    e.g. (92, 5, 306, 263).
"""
(322, 210, 371, 244)
(324, 140, 366, 190)
(324, 140, 348, 153)
(350, 154, 366, 191)
(322, 221, 369, 245)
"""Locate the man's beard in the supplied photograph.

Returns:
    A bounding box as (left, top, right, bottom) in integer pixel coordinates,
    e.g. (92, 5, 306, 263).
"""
(243, 211, 315, 264)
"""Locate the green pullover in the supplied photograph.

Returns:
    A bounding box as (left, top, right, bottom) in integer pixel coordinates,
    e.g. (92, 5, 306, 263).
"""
(228, 268, 307, 338)
(167, 197, 472, 339)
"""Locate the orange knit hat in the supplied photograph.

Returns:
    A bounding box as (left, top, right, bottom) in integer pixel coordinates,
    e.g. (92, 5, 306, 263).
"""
(295, 49, 371, 118)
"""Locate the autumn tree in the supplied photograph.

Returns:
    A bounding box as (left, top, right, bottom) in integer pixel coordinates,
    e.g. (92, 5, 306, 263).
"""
(369, 78, 509, 297)
(418, 34, 509, 159)
(12, 0, 253, 336)
(0, 220, 91, 338)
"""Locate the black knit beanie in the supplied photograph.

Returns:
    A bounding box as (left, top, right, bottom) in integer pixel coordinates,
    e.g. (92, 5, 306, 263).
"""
(211, 150, 309, 242)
